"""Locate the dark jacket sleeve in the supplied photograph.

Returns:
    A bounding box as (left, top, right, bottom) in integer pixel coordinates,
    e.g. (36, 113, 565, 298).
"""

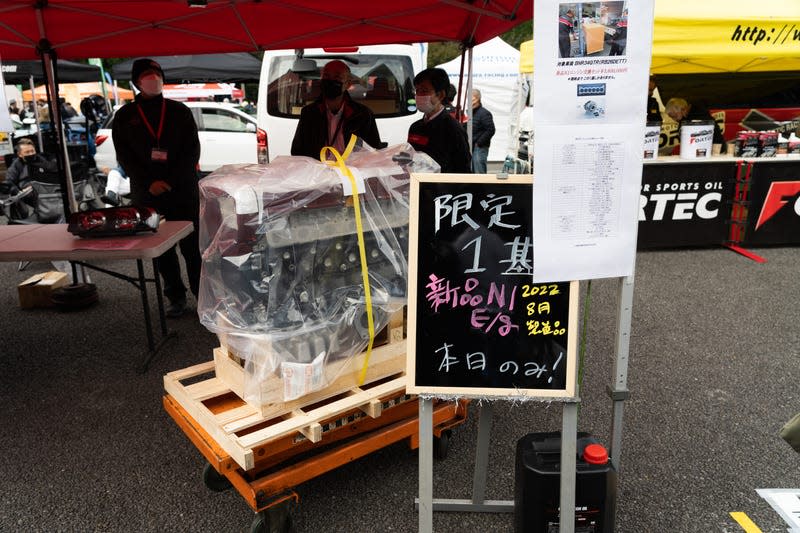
(112, 105, 151, 202)
(168, 102, 200, 188)
(5, 159, 23, 192)
(291, 105, 314, 157)
(358, 111, 384, 150)
(449, 117, 472, 173)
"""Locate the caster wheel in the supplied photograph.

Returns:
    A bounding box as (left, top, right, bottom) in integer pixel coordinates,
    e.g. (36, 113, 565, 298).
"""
(434, 429, 452, 460)
(250, 502, 295, 533)
(202, 463, 232, 492)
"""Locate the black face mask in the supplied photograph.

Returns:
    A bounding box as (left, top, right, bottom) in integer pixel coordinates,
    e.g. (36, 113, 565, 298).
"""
(22, 154, 38, 164)
(320, 79, 344, 100)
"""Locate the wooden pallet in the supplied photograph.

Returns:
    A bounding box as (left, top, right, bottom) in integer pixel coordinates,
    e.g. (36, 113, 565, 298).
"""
(163, 361, 409, 470)
(214, 308, 407, 417)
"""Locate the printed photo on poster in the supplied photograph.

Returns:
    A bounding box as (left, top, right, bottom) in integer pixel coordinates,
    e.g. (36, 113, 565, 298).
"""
(558, 2, 628, 59)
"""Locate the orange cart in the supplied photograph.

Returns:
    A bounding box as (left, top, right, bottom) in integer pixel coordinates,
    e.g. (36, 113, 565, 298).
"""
(163, 386, 468, 532)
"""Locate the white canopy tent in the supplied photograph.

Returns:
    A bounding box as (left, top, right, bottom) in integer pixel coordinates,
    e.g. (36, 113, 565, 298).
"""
(437, 36, 521, 163)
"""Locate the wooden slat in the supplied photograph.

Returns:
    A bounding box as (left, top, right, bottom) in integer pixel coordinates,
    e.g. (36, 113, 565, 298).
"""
(184, 377, 231, 402)
(164, 368, 255, 470)
(237, 375, 406, 449)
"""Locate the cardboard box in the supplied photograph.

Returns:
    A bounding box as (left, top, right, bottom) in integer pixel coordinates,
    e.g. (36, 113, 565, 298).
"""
(18, 271, 69, 309)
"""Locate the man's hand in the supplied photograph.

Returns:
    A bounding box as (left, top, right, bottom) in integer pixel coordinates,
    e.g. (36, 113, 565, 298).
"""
(148, 180, 172, 196)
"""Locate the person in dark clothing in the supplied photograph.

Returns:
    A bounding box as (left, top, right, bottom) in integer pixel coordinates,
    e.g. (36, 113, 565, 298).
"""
(5, 138, 37, 194)
(112, 58, 202, 317)
(665, 97, 728, 154)
(291, 60, 383, 158)
(609, 12, 628, 56)
(646, 76, 661, 123)
(407, 68, 471, 174)
(558, 9, 575, 58)
(470, 88, 495, 174)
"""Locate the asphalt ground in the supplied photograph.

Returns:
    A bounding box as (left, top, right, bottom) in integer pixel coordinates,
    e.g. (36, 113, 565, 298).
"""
(0, 244, 798, 532)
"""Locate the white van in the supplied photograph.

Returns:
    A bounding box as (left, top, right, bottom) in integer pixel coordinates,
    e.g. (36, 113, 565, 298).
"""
(256, 44, 427, 163)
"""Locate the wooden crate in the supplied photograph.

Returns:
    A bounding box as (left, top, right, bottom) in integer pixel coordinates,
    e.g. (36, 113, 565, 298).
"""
(214, 308, 407, 418)
(163, 360, 410, 471)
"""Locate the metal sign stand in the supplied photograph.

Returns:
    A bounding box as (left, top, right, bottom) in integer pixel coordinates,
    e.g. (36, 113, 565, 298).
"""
(417, 400, 580, 533)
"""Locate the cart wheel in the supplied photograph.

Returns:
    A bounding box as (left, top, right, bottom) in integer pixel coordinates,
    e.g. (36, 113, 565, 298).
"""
(202, 463, 232, 492)
(250, 502, 295, 533)
(434, 430, 452, 460)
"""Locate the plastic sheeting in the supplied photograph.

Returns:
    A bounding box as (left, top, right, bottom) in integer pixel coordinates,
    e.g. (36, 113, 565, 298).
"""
(197, 144, 438, 402)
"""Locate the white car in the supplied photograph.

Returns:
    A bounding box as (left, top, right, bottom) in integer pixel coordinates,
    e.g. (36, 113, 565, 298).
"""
(94, 101, 258, 173)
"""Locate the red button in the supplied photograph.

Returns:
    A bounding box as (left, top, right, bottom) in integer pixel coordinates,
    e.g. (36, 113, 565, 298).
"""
(583, 443, 609, 465)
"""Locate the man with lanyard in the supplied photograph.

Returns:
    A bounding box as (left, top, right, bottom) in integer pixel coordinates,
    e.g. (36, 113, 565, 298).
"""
(112, 58, 201, 318)
(407, 68, 471, 174)
(291, 60, 383, 158)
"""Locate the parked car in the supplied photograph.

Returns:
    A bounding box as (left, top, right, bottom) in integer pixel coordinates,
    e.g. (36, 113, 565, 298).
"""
(93, 101, 258, 173)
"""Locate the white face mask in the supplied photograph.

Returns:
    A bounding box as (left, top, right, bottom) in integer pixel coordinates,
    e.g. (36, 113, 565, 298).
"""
(416, 95, 436, 114)
(139, 75, 163, 96)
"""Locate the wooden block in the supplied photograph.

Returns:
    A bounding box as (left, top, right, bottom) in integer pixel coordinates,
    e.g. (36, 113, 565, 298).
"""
(18, 271, 68, 308)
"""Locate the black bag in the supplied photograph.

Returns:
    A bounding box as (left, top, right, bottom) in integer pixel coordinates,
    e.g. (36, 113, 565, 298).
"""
(30, 180, 64, 223)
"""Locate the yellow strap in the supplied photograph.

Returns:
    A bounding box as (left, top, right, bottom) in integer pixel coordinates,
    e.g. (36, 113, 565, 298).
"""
(320, 135, 375, 385)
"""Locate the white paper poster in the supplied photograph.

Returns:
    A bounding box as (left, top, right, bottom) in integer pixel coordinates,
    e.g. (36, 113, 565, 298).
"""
(532, 1, 655, 282)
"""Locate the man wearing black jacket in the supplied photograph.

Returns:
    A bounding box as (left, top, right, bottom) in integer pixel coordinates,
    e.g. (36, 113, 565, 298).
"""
(291, 60, 383, 158)
(470, 89, 495, 174)
(112, 58, 201, 317)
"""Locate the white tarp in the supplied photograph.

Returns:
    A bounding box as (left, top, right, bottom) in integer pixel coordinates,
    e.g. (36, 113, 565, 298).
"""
(437, 37, 520, 163)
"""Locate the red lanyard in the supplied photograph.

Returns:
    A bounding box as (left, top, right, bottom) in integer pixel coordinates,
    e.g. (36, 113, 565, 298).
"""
(136, 100, 166, 146)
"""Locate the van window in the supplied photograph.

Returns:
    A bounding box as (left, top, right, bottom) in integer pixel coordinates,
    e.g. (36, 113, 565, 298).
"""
(267, 54, 415, 119)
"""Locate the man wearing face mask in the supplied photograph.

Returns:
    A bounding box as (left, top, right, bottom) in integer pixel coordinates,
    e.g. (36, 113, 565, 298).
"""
(407, 68, 471, 173)
(291, 60, 383, 158)
(6, 138, 39, 194)
(112, 58, 202, 318)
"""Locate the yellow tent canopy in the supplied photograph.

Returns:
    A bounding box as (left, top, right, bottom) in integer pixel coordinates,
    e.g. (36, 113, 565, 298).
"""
(652, 0, 800, 73)
(519, 40, 533, 74)
(519, 1, 800, 74)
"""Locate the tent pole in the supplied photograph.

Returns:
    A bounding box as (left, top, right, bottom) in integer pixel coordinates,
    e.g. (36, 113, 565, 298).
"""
(466, 46, 474, 153)
(456, 48, 466, 122)
(39, 41, 78, 216)
(29, 74, 43, 150)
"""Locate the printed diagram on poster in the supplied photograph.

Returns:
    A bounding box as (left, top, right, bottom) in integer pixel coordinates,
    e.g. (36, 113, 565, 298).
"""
(533, 0, 655, 282)
(406, 174, 579, 400)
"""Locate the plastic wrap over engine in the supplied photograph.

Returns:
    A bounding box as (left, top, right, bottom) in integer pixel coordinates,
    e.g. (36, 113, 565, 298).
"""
(198, 144, 439, 403)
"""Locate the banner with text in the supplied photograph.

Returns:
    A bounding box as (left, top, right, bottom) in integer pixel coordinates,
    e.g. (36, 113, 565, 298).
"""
(532, 0, 655, 281)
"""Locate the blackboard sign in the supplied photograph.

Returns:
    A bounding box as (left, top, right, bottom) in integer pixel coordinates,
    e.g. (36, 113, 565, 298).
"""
(406, 174, 578, 399)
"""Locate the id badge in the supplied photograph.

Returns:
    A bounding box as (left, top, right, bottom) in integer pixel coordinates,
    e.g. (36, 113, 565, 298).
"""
(151, 148, 168, 162)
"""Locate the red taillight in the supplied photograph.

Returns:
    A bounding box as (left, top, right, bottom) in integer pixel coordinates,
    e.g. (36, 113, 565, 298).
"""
(323, 47, 358, 53)
(257, 128, 269, 165)
(79, 211, 107, 231)
(95, 134, 108, 147)
(67, 206, 160, 237)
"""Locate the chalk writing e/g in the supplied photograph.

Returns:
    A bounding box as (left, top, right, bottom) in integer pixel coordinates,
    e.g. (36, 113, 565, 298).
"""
(470, 308, 519, 336)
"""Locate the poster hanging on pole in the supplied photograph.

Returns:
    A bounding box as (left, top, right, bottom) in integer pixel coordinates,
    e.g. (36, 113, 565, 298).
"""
(406, 174, 579, 400)
(532, 0, 655, 282)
